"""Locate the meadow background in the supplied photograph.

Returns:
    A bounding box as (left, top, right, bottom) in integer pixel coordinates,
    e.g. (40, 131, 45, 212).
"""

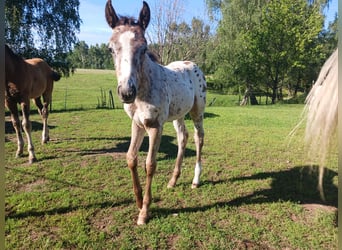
(5, 69, 338, 249)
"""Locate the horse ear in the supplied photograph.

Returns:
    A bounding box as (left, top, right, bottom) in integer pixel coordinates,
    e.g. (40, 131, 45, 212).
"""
(138, 1, 150, 30)
(105, 0, 119, 28)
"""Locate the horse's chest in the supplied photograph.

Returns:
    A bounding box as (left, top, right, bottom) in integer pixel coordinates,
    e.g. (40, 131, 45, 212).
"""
(124, 102, 166, 128)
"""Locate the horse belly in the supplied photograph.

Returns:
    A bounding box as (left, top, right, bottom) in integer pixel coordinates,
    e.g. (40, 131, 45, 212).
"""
(167, 85, 194, 121)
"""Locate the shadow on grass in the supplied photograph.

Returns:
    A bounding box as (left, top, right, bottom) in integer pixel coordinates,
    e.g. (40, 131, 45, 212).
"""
(153, 165, 337, 219)
(5, 120, 57, 134)
(6, 167, 133, 220)
(6, 165, 337, 223)
(78, 135, 196, 160)
(6, 199, 132, 220)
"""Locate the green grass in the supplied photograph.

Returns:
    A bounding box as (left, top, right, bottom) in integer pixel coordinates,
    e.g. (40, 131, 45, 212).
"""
(5, 70, 338, 249)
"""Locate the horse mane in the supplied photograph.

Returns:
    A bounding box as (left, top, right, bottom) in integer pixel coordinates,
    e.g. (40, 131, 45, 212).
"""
(5, 44, 24, 63)
(116, 16, 140, 26)
(147, 51, 160, 63)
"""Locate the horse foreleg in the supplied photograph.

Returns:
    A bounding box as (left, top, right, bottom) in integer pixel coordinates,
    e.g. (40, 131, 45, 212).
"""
(127, 122, 145, 210)
(34, 97, 49, 144)
(190, 114, 204, 188)
(137, 125, 162, 225)
(21, 100, 37, 164)
(6, 99, 24, 158)
(168, 118, 188, 188)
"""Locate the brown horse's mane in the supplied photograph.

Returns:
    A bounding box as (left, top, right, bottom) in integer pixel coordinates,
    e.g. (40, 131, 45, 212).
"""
(5, 44, 24, 63)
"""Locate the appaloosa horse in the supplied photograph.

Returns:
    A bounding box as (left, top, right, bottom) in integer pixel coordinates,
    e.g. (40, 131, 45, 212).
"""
(105, 0, 206, 224)
(5, 44, 61, 164)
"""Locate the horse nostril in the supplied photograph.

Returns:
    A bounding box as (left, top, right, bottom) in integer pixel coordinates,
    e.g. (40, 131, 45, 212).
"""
(117, 85, 137, 103)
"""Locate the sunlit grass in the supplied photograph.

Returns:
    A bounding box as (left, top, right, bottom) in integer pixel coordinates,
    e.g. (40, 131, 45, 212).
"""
(5, 70, 337, 249)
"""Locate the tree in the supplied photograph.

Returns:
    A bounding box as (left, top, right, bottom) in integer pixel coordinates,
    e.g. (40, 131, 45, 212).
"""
(147, 0, 185, 64)
(5, 0, 81, 75)
(68, 41, 114, 70)
(206, 0, 332, 104)
(68, 41, 89, 69)
(247, 0, 326, 103)
(206, 0, 268, 102)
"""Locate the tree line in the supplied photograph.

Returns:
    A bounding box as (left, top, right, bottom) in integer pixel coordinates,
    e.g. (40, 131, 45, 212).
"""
(204, 0, 337, 104)
(5, 0, 337, 104)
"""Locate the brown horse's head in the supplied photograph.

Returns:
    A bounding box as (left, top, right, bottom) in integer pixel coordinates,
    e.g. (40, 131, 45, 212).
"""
(105, 0, 150, 103)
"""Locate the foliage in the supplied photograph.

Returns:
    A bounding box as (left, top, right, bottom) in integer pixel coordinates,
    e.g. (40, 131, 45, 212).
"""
(205, 0, 336, 104)
(5, 71, 337, 249)
(150, 18, 211, 71)
(5, 0, 81, 75)
(68, 42, 114, 70)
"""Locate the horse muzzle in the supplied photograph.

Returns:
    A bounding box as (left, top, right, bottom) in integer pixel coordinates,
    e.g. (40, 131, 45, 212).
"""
(117, 85, 137, 103)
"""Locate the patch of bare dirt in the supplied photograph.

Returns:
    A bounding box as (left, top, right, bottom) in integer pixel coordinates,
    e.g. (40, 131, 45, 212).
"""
(19, 178, 47, 192)
(301, 203, 337, 213)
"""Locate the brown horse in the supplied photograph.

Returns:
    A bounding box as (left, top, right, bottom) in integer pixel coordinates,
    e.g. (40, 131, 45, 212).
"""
(5, 44, 61, 164)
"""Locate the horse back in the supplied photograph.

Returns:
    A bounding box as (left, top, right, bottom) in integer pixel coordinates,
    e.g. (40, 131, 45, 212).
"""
(166, 61, 206, 101)
(164, 61, 207, 120)
(25, 58, 57, 98)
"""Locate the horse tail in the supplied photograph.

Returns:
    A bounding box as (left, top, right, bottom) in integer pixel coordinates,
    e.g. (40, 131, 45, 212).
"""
(51, 71, 61, 81)
(304, 48, 338, 200)
(305, 49, 338, 165)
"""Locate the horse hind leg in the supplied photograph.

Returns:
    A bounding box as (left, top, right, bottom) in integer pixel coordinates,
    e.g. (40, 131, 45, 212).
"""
(167, 118, 189, 188)
(21, 100, 37, 163)
(6, 99, 24, 158)
(34, 96, 49, 144)
(189, 111, 204, 189)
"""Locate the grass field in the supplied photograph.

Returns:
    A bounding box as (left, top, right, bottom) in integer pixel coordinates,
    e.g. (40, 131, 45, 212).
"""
(5, 70, 338, 249)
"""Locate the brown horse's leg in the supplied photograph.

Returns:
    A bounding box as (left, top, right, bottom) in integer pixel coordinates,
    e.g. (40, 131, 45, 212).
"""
(167, 118, 189, 188)
(34, 96, 49, 144)
(137, 125, 162, 225)
(189, 113, 204, 188)
(6, 99, 24, 158)
(21, 99, 37, 164)
(127, 122, 145, 211)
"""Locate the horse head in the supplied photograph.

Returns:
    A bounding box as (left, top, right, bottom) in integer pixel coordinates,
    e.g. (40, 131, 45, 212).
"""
(105, 0, 151, 103)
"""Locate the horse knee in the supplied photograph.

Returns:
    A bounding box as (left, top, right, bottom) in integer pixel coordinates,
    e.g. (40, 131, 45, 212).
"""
(145, 160, 156, 176)
(127, 156, 138, 170)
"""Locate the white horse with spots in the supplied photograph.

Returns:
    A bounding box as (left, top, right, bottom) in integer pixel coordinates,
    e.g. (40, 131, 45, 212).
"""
(105, 0, 206, 225)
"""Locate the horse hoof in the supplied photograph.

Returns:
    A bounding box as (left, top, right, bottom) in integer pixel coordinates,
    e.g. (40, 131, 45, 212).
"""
(29, 158, 37, 164)
(137, 216, 148, 225)
(191, 183, 199, 189)
(167, 182, 175, 189)
(15, 151, 24, 158)
(42, 137, 49, 144)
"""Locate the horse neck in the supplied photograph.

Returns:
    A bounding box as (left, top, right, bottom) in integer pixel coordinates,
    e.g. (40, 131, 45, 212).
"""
(137, 55, 159, 93)
(5, 53, 27, 82)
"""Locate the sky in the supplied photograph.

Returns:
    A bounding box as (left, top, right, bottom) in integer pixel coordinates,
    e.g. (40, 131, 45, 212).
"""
(78, 0, 338, 46)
